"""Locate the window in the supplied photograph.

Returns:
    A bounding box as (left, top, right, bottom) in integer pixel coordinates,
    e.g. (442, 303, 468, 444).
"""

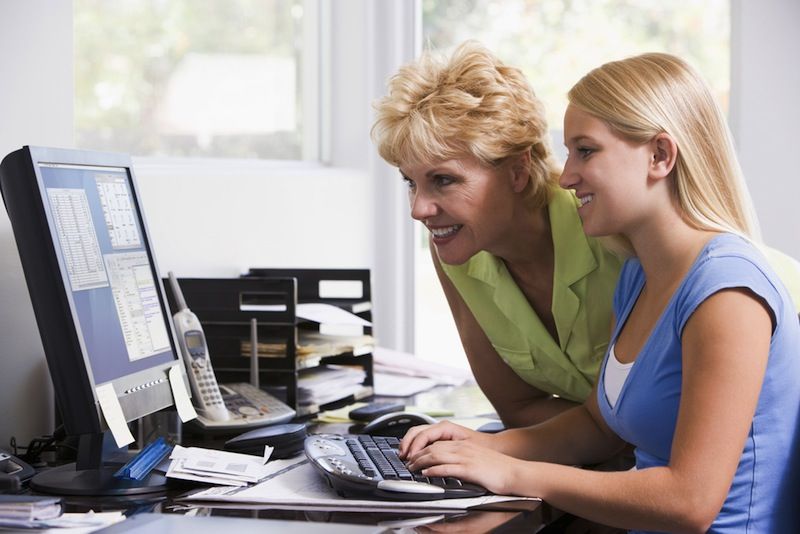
(416, 0, 730, 368)
(74, 0, 317, 160)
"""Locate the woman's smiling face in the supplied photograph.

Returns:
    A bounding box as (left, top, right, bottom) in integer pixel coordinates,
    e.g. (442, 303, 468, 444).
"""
(400, 155, 523, 265)
(560, 105, 656, 237)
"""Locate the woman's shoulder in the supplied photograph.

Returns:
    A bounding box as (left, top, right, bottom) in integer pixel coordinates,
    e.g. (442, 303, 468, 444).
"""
(692, 233, 776, 279)
(677, 233, 789, 325)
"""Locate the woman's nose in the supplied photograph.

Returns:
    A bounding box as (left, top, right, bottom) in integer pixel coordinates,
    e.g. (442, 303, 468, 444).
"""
(409, 191, 437, 221)
(558, 160, 578, 190)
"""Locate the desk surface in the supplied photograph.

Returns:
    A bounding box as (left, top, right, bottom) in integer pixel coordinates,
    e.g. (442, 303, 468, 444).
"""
(32, 383, 620, 532)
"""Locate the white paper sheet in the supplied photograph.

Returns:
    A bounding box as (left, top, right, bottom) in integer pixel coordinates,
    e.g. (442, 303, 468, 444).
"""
(95, 383, 134, 447)
(296, 303, 371, 326)
(167, 445, 274, 487)
(168, 364, 198, 422)
(0, 511, 125, 531)
(183, 457, 538, 513)
(373, 372, 438, 396)
(372, 346, 474, 386)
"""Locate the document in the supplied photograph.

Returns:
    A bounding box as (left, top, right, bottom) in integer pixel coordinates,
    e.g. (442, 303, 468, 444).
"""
(182, 456, 539, 513)
(167, 445, 274, 487)
(0, 494, 61, 521)
(295, 303, 371, 327)
(297, 364, 367, 406)
(372, 346, 474, 386)
(373, 372, 438, 397)
(0, 510, 124, 530)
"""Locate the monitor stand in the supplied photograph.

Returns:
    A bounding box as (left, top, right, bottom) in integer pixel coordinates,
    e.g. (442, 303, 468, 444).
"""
(30, 433, 169, 496)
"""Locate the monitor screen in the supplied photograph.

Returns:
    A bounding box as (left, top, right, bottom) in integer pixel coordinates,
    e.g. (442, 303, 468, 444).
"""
(39, 162, 175, 385)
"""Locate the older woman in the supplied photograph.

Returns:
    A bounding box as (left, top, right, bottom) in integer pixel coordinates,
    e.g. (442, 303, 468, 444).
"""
(372, 41, 623, 427)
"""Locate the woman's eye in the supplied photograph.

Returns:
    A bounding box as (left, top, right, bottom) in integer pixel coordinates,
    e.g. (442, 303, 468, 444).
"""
(402, 176, 416, 190)
(434, 174, 455, 187)
(577, 147, 595, 158)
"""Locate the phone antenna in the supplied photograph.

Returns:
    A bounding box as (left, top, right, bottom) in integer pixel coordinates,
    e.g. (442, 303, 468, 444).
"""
(167, 271, 188, 311)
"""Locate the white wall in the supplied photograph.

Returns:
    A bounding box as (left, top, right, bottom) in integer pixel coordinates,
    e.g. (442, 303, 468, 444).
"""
(0, 0, 72, 450)
(133, 160, 372, 277)
(731, 0, 800, 258)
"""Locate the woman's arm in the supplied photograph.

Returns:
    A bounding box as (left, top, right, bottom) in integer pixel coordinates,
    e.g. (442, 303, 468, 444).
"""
(409, 288, 772, 533)
(430, 241, 576, 426)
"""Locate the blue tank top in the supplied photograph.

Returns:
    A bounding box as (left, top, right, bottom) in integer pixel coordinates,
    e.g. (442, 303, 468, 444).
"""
(598, 234, 800, 533)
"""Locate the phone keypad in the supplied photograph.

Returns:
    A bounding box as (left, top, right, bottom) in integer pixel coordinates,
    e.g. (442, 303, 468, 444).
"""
(193, 362, 225, 407)
(222, 383, 295, 419)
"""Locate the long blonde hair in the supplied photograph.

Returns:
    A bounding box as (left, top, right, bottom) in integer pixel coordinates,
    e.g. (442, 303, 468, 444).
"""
(371, 40, 560, 209)
(568, 52, 760, 254)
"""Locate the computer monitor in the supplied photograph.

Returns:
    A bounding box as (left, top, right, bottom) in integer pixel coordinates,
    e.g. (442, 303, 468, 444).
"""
(0, 146, 186, 495)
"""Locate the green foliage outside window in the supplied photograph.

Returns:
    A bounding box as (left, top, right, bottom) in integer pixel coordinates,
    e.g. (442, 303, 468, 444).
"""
(74, 0, 304, 159)
(422, 0, 730, 134)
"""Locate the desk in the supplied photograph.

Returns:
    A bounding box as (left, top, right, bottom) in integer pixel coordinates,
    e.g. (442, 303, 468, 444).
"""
(32, 383, 621, 532)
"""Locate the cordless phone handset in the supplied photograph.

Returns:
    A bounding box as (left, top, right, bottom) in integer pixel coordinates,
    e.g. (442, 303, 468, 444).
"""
(168, 272, 230, 422)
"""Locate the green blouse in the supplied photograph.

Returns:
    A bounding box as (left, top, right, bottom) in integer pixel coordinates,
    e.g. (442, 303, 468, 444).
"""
(440, 187, 623, 402)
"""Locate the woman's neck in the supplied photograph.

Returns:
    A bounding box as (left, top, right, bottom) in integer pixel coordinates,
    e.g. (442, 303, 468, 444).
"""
(627, 215, 718, 292)
(495, 204, 553, 280)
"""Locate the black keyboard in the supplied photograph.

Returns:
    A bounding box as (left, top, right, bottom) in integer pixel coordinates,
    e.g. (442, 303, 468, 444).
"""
(305, 434, 488, 500)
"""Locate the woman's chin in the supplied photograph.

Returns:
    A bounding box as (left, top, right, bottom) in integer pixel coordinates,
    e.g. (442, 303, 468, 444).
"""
(433, 244, 473, 266)
(578, 217, 604, 238)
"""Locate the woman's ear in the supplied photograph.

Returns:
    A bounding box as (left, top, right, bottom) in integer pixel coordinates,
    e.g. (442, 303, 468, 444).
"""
(649, 133, 678, 180)
(510, 151, 531, 193)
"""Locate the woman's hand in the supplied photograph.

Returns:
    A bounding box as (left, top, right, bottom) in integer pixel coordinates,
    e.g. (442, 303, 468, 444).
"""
(405, 438, 528, 496)
(398, 420, 491, 460)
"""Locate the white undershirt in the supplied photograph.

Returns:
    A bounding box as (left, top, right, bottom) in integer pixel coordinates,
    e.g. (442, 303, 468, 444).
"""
(604, 343, 634, 408)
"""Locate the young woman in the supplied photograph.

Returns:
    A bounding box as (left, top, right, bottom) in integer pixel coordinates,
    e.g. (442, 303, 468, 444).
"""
(399, 53, 800, 533)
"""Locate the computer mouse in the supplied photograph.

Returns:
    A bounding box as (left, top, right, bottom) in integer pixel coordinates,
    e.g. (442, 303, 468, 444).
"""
(360, 411, 437, 438)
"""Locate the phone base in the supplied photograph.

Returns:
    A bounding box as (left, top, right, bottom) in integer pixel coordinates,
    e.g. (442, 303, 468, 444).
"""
(30, 463, 168, 496)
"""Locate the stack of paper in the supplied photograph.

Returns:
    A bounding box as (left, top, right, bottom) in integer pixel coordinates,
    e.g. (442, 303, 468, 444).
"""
(167, 445, 274, 487)
(0, 511, 124, 531)
(0, 495, 61, 522)
(0, 495, 127, 530)
(241, 332, 375, 365)
(298, 364, 367, 406)
(372, 346, 474, 387)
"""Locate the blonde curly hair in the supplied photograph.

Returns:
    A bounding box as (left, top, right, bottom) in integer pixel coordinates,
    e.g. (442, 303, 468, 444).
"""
(371, 40, 560, 209)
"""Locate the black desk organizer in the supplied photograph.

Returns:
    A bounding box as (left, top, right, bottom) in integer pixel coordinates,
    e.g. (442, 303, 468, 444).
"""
(164, 269, 374, 417)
